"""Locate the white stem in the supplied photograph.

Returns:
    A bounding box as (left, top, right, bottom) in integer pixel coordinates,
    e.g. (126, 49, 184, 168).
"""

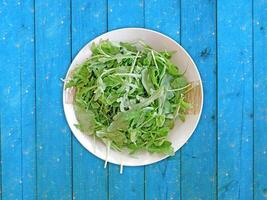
(120, 163, 124, 174)
(167, 84, 192, 92)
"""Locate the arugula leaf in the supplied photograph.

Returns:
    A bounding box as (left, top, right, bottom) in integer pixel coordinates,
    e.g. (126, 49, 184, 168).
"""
(141, 68, 154, 95)
(166, 62, 180, 76)
(66, 40, 192, 156)
(74, 104, 95, 135)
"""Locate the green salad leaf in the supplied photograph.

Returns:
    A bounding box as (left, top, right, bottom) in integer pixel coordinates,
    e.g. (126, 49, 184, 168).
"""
(66, 40, 192, 155)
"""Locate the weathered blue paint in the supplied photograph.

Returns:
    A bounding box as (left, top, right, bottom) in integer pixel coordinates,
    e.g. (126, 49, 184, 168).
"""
(71, 1, 108, 199)
(20, 0, 36, 199)
(108, 0, 144, 30)
(35, 0, 72, 199)
(0, 0, 36, 199)
(253, 0, 267, 199)
(181, 0, 217, 199)
(144, 1, 181, 199)
(0, 0, 24, 199)
(108, 1, 145, 200)
(218, 0, 253, 199)
(109, 165, 145, 200)
(0, 0, 265, 199)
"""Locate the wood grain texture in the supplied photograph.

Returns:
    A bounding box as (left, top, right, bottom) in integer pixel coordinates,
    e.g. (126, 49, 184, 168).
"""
(1, 1, 267, 199)
(108, 0, 144, 29)
(71, 1, 108, 199)
(0, 0, 36, 199)
(253, 0, 267, 199)
(35, 1, 72, 199)
(144, 0, 181, 199)
(108, 1, 145, 200)
(20, 0, 36, 199)
(181, 0, 217, 199)
(218, 0, 253, 199)
(0, 1, 23, 199)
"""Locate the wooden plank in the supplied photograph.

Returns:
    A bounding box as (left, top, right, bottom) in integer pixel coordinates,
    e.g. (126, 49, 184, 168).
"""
(107, 1, 145, 200)
(108, 0, 143, 29)
(0, 1, 23, 199)
(180, 0, 217, 199)
(20, 0, 36, 199)
(71, 1, 108, 199)
(0, 116, 1, 200)
(253, 0, 267, 199)
(217, 0, 253, 199)
(144, 1, 181, 199)
(35, 1, 72, 199)
(0, 0, 36, 199)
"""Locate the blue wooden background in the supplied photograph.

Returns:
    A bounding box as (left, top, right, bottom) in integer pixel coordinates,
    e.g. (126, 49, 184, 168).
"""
(0, 0, 266, 199)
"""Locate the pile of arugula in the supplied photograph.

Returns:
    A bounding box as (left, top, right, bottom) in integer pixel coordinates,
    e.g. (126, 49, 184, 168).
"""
(66, 40, 192, 155)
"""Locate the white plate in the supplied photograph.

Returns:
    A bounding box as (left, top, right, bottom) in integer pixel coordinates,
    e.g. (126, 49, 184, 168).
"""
(63, 28, 203, 166)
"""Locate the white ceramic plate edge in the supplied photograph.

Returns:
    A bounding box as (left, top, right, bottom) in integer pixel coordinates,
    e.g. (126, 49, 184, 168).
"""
(62, 27, 204, 166)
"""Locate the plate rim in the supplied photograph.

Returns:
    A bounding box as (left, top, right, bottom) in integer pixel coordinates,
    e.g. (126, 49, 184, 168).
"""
(62, 27, 204, 166)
